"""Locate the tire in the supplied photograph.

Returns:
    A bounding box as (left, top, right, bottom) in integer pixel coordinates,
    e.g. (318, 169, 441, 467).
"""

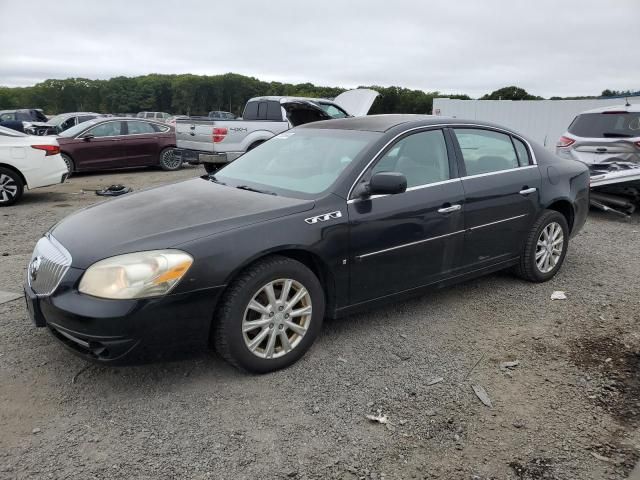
(514, 210, 569, 282)
(61, 153, 74, 177)
(0, 167, 24, 206)
(204, 163, 221, 175)
(159, 148, 182, 171)
(213, 255, 325, 373)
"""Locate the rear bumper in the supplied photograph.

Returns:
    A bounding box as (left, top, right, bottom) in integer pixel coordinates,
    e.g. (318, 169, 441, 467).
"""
(25, 154, 68, 189)
(24, 272, 225, 364)
(174, 149, 242, 165)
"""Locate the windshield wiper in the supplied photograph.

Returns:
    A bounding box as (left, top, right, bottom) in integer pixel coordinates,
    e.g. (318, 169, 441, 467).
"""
(236, 185, 277, 196)
(602, 132, 632, 138)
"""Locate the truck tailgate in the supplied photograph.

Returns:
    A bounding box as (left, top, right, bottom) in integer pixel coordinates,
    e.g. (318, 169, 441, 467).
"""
(176, 121, 216, 152)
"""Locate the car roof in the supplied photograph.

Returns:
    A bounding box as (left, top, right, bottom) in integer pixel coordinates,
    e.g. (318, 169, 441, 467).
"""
(297, 114, 523, 133)
(580, 103, 640, 114)
(248, 96, 337, 105)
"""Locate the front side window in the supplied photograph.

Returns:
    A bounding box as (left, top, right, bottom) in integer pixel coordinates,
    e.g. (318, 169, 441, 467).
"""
(215, 129, 379, 197)
(371, 129, 451, 188)
(127, 121, 156, 135)
(454, 128, 519, 175)
(60, 117, 76, 131)
(86, 122, 122, 137)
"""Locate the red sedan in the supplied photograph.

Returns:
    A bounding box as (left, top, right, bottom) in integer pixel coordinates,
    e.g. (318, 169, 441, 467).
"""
(56, 118, 179, 174)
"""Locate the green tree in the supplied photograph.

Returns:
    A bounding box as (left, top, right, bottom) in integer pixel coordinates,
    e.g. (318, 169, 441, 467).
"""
(481, 86, 542, 100)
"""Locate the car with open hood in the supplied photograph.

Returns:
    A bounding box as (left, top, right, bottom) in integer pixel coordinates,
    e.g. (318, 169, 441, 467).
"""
(24, 115, 589, 372)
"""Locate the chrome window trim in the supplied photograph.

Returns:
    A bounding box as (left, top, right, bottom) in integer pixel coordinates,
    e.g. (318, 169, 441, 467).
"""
(347, 123, 538, 200)
(356, 229, 466, 260)
(347, 177, 461, 204)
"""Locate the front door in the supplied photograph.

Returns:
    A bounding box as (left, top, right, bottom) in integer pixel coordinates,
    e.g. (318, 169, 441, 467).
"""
(73, 121, 126, 171)
(348, 128, 466, 305)
(450, 127, 542, 268)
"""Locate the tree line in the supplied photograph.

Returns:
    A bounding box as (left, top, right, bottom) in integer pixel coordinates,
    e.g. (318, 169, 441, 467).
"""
(0, 73, 634, 116)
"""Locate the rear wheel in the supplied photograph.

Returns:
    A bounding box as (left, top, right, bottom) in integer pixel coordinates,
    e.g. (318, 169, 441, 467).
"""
(61, 153, 74, 177)
(159, 148, 182, 171)
(515, 210, 569, 282)
(0, 168, 24, 206)
(213, 256, 325, 373)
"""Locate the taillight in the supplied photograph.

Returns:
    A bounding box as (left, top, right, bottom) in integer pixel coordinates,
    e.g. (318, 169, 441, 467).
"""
(31, 145, 60, 156)
(556, 136, 575, 148)
(212, 127, 227, 143)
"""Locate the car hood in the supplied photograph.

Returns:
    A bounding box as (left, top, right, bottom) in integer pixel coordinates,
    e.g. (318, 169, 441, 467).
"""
(52, 177, 315, 268)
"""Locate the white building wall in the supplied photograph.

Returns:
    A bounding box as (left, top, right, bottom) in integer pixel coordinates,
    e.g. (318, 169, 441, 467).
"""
(432, 97, 640, 150)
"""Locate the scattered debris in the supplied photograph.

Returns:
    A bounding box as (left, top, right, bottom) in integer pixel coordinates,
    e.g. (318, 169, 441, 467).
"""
(551, 291, 567, 300)
(366, 411, 388, 424)
(71, 364, 93, 384)
(0, 291, 22, 305)
(31, 428, 41, 434)
(590, 451, 613, 463)
(95, 184, 132, 197)
(312, 406, 320, 414)
(471, 385, 493, 408)
(512, 419, 526, 429)
(463, 350, 487, 381)
(500, 360, 520, 371)
(426, 376, 444, 386)
(337, 357, 347, 363)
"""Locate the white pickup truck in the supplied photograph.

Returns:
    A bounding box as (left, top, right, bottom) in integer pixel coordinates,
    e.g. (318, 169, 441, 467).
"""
(175, 89, 378, 173)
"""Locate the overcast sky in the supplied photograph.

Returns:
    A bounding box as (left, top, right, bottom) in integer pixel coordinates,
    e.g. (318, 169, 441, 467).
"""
(0, 0, 638, 98)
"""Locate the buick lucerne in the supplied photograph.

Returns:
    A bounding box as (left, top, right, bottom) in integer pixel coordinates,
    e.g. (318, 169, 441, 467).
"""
(24, 115, 589, 372)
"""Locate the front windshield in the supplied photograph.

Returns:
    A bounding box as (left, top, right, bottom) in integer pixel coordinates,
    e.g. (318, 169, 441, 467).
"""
(215, 129, 379, 197)
(59, 119, 100, 137)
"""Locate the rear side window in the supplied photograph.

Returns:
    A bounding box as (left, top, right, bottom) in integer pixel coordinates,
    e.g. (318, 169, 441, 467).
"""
(371, 129, 451, 188)
(86, 121, 122, 137)
(266, 101, 282, 121)
(512, 138, 531, 165)
(454, 128, 519, 175)
(127, 121, 156, 134)
(243, 102, 259, 120)
(568, 112, 640, 138)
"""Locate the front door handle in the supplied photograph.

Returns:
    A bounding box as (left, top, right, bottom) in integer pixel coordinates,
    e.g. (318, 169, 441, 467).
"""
(519, 187, 537, 195)
(437, 204, 462, 214)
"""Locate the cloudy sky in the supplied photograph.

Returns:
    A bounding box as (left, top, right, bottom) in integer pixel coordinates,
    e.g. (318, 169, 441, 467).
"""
(0, 0, 638, 98)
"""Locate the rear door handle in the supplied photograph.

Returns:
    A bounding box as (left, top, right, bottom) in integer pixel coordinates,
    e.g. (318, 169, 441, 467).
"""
(437, 204, 462, 214)
(519, 187, 537, 195)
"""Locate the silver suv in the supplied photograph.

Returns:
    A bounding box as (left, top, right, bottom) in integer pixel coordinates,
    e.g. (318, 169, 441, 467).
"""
(556, 104, 640, 165)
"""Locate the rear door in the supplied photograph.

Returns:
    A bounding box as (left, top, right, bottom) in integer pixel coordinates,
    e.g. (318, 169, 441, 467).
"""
(348, 128, 466, 304)
(450, 127, 541, 268)
(72, 120, 126, 171)
(122, 120, 160, 166)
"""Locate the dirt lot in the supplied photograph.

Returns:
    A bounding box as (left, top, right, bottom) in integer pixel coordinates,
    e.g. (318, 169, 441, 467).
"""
(1, 165, 638, 479)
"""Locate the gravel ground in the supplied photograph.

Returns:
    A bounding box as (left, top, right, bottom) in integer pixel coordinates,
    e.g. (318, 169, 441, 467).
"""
(0, 165, 638, 479)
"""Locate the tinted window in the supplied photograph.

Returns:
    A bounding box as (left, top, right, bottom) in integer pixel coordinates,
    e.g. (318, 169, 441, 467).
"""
(513, 137, 531, 166)
(86, 122, 122, 137)
(78, 115, 96, 123)
(256, 102, 268, 120)
(60, 117, 76, 131)
(0, 112, 16, 121)
(127, 121, 156, 134)
(319, 103, 349, 118)
(568, 112, 640, 138)
(266, 101, 282, 121)
(371, 129, 450, 188)
(243, 102, 259, 120)
(454, 129, 519, 175)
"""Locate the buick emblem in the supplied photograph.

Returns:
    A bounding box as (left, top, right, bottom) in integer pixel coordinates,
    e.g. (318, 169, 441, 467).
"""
(29, 256, 42, 282)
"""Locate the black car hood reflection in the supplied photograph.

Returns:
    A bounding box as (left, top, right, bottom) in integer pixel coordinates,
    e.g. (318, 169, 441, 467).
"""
(52, 177, 315, 269)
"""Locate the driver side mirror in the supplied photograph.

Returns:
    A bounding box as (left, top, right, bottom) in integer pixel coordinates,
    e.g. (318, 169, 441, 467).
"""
(353, 171, 407, 198)
(81, 133, 94, 141)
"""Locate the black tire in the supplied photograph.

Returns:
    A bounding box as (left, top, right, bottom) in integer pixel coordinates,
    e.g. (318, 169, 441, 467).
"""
(514, 210, 569, 282)
(213, 255, 325, 373)
(0, 167, 24, 206)
(61, 153, 74, 177)
(159, 148, 182, 171)
(204, 163, 221, 175)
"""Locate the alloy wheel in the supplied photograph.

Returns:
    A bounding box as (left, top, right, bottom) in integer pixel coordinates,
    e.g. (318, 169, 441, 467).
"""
(161, 149, 181, 170)
(0, 174, 18, 203)
(535, 221, 564, 273)
(242, 278, 312, 359)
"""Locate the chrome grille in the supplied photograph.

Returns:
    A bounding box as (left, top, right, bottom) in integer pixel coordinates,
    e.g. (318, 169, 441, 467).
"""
(27, 235, 72, 297)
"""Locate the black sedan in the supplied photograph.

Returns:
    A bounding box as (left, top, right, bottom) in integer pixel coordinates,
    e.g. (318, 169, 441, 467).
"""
(24, 115, 589, 372)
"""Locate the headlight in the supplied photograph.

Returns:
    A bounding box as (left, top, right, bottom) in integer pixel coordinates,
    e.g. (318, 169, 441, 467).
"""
(78, 250, 193, 299)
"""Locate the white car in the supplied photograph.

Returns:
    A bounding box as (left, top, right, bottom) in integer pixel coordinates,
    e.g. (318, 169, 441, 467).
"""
(0, 126, 68, 206)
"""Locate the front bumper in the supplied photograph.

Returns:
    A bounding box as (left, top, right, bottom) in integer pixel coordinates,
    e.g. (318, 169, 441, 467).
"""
(24, 268, 224, 364)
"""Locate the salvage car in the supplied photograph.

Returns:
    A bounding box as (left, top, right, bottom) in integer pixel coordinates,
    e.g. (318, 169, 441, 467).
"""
(0, 126, 68, 206)
(43, 112, 103, 134)
(56, 117, 179, 174)
(24, 115, 589, 372)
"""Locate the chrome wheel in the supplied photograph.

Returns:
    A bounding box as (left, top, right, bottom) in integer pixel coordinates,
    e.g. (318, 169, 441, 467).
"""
(242, 278, 312, 359)
(0, 174, 18, 203)
(536, 222, 564, 273)
(161, 149, 181, 170)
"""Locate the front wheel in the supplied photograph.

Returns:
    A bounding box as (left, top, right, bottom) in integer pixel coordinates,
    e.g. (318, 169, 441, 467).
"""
(159, 148, 182, 171)
(515, 210, 569, 282)
(213, 256, 325, 373)
(0, 167, 24, 206)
